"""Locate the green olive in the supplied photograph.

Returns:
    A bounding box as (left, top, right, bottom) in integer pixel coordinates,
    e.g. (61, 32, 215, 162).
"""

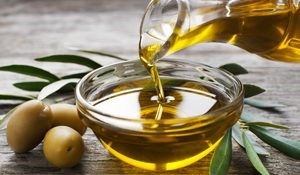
(43, 126, 84, 168)
(50, 103, 86, 135)
(6, 100, 52, 153)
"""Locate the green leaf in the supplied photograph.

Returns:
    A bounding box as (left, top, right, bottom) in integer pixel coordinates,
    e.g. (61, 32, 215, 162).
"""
(244, 99, 284, 109)
(13, 81, 49, 91)
(0, 65, 59, 82)
(240, 112, 265, 123)
(35, 55, 102, 69)
(61, 71, 89, 79)
(54, 94, 75, 104)
(209, 129, 232, 175)
(232, 124, 269, 155)
(0, 106, 17, 132)
(243, 84, 265, 98)
(240, 112, 288, 129)
(38, 78, 79, 100)
(245, 122, 289, 129)
(73, 49, 129, 61)
(0, 92, 34, 101)
(250, 125, 300, 160)
(219, 63, 248, 75)
(242, 131, 270, 175)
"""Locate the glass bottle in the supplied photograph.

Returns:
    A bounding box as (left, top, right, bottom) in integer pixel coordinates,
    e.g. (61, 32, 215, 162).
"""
(139, 0, 300, 63)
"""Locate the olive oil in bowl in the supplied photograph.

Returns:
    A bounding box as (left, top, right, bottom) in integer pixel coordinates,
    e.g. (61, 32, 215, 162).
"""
(76, 60, 244, 171)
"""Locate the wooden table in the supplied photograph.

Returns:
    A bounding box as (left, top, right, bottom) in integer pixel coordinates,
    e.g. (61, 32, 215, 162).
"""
(0, 0, 299, 174)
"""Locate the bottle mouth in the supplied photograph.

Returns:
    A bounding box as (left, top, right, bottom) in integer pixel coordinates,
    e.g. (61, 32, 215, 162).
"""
(139, 0, 189, 61)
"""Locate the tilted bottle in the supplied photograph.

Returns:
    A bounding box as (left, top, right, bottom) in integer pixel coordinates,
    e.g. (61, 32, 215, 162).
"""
(139, 0, 300, 63)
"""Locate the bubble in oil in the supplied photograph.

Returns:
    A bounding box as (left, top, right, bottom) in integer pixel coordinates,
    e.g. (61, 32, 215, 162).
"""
(150, 95, 175, 103)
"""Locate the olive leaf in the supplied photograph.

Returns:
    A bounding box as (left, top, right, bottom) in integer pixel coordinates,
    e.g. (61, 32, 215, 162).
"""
(245, 122, 289, 129)
(219, 63, 248, 75)
(35, 55, 102, 69)
(0, 92, 35, 101)
(240, 112, 288, 129)
(13, 81, 50, 92)
(71, 48, 128, 61)
(243, 84, 266, 98)
(38, 78, 79, 100)
(241, 111, 271, 122)
(209, 129, 232, 175)
(232, 123, 269, 155)
(0, 65, 59, 82)
(241, 112, 267, 123)
(54, 94, 76, 104)
(61, 71, 90, 79)
(249, 125, 300, 160)
(242, 131, 270, 175)
(244, 99, 284, 109)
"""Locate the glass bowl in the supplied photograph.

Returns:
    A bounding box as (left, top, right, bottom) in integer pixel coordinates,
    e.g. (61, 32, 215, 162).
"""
(76, 59, 244, 171)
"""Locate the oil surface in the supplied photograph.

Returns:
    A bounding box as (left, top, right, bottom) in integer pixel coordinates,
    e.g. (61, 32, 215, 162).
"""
(93, 79, 228, 120)
(87, 78, 240, 171)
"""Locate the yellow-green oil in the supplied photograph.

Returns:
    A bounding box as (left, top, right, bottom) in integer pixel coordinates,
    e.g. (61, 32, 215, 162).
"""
(141, 5, 300, 62)
(84, 78, 240, 171)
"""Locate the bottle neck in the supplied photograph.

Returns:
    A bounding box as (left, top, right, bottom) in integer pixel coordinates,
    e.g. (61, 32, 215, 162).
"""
(139, 0, 190, 63)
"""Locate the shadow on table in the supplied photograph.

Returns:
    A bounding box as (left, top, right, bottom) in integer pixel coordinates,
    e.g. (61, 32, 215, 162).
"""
(85, 153, 211, 175)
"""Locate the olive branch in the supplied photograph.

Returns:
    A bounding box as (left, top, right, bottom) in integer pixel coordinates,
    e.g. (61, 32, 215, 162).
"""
(0, 50, 299, 175)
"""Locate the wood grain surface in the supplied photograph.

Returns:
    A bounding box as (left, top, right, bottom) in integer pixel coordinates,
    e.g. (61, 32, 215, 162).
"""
(0, 0, 299, 174)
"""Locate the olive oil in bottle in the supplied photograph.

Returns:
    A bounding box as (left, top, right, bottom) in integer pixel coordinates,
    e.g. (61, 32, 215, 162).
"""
(140, 1, 300, 62)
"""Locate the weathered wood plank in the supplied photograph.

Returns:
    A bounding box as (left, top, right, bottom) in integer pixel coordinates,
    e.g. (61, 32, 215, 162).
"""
(0, 0, 299, 175)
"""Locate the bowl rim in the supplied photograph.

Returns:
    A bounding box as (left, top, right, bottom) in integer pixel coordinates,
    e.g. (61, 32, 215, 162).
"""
(75, 59, 244, 124)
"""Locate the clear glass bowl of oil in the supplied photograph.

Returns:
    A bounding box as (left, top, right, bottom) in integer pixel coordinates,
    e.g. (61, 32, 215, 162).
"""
(76, 59, 244, 171)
